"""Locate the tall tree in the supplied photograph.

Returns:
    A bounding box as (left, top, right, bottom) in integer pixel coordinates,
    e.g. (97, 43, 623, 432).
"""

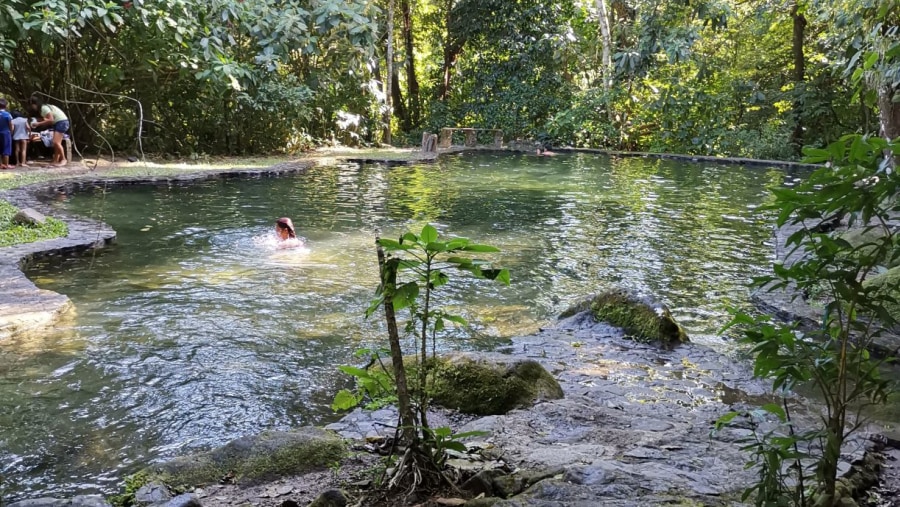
(402, 0, 421, 129)
(790, 1, 808, 149)
(594, 0, 613, 89)
(385, 0, 395, 144)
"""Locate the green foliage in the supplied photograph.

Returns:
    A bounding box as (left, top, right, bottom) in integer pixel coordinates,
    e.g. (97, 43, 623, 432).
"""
(108, 470, 151, 507)
(716, 402, 811, 507)
(421, 426, 489, 468)
(0, 0, 886, 158)
(546, 88, 624, 149)
(331, 348, 397, 411)
(0, 0, 379, 155)
(335, 224, 509, 413)
(0, 200, 68, 247)
(720, 134, 898, 506)
(333, 224, 507, 490)
(423, 0, 579, 139)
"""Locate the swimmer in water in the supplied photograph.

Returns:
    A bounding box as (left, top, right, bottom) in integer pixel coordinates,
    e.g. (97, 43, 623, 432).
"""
(275, 217, 303, 248)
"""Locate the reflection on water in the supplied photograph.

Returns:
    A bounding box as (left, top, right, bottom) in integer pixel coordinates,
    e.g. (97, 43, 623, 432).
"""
(1, 153, 787, 499)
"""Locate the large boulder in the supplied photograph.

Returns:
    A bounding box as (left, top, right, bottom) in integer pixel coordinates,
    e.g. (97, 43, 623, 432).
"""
(429, 353, 564, 415)
(561, 290, 688, 344)
(863, 265, 900, 320)
(838, 226, 898, 268)
(138, 427, 345, 489)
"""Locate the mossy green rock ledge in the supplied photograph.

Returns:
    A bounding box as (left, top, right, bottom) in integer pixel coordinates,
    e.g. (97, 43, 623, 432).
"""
(430, 353, 564, 415)
(864, 265, 900, 320)
(562, 289, 689, 344)
(138, 427, 345, 489)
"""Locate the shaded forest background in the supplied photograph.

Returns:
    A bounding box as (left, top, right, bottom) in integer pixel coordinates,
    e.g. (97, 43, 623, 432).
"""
(0, 0, 896, 161)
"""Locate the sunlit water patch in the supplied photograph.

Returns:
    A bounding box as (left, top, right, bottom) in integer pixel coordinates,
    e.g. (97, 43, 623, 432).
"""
(1, 153, 793, 499)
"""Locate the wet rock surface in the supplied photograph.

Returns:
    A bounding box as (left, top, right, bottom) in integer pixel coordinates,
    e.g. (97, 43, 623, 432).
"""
(321, 312, 876, 505)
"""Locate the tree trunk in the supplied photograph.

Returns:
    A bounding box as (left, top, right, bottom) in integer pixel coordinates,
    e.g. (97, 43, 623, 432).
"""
(384, 0, 394, 145)
(439, 0, 462, 102)
(402, 0, 420, 129)
(376, 242, 416, 444)
(878, 85, 900, 142)
(878, 84, 900, 167)
(790, 2, 807, 151)
(391, 67, 408, 131)
(595, 0, 612, 89)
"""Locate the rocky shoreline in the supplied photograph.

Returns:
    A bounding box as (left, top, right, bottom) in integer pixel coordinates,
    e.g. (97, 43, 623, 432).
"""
(2, 153, 897, 506)
(10, 311, 891, 507)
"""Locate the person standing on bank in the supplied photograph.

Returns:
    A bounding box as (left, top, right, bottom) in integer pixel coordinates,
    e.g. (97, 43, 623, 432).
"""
(29, 96, 69, 166)
(0, 99, 12, 170)
(11, 111, 31, 167)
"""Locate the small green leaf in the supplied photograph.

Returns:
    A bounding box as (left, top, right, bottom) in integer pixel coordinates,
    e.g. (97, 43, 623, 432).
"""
(331, 389, 360, 411)
(444, 314, 467, 326)
(714, 411, 740, 430)
(760, 403, 786, 422)
(338, 365, 371, 378)
(442, 441, 467, 453)
(421, 224, 438, 244)
(392, 282, 419, 311)
(433, 426, 453, 438)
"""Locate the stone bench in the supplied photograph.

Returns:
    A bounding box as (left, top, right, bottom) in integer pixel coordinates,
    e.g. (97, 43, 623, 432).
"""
(439, 128, 503, 149)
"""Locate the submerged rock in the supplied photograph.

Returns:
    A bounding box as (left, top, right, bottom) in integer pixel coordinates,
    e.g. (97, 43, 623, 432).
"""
(429, 353, 564, 415)
(139, 427, 345, 489)
(561, 290, 688, 344)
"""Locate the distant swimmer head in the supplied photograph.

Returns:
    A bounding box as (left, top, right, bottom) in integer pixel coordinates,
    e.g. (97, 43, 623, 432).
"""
(275, 217, 297, 240)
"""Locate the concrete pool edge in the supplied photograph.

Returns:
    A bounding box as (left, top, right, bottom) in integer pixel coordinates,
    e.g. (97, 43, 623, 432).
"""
(0, 160, 320, 340)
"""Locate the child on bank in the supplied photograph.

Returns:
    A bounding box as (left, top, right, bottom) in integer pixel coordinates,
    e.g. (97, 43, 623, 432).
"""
(0, 99, 12, 169)
(11, 111, 30, 167)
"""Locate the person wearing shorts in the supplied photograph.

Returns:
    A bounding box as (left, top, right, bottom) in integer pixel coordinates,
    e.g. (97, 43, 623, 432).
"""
(29, 96, 69, 166)
(0, 99, 12, 170)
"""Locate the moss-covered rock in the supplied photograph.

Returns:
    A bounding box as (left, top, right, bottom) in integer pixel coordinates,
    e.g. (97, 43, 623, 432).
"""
(139, 427, 345, 489)
(863, 265, 900, 321)
(838, 226, 899, 268)
(429, 354, 563, 415)
(582, 289, 688, 344)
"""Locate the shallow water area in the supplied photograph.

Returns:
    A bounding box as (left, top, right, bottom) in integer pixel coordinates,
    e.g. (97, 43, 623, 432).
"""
(1, 152, 796, 499)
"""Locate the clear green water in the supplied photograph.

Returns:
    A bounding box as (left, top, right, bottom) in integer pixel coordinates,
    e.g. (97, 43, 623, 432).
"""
(1, 152, 791, 499)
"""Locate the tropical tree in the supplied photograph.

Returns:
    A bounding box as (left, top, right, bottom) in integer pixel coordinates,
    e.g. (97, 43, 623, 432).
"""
(0, 0, 379, 155)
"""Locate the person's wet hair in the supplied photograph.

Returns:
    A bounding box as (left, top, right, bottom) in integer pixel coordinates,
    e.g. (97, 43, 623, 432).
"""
(276, 217, 297, 239)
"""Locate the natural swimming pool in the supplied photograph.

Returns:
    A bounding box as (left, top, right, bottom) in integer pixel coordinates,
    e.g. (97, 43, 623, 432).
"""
(0, 152, 794, 499)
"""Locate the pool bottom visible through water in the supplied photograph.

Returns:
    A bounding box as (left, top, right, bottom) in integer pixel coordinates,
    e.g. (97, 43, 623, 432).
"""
(1, 152, 794, 500)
